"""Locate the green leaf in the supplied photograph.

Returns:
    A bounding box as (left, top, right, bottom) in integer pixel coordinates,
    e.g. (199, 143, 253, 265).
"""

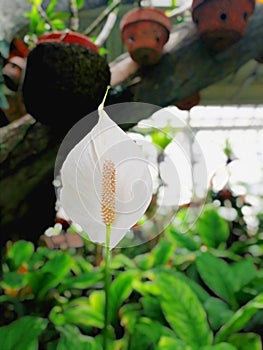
(157, 336, 193, 350)
(28, 252, 72, 299)
(50, 19, 67, 30)
(49, 297, 104, 329)
(129, 318, 175, 349)
(59, 270, 103, 292)
(57, 324, 102, 350)
(228, 333, 262, 350)
(201, 344, 237, 350)
(46, 0, 59, 15)
(141, 295, 165, 322)
(215, 293, 263, 343)
(204, 297, 234, 330)
(134, 253, 154, 270)
(6, 240, 34, 271)
(196, 253, 238, 308)
(156, 272, 213, 348)
(0, 316, 47, 350)
(166, 227, 200, 251)
(151, 240, 174, 266)
(119, 303, 141, 333)
(230, 259, 257, 292)
(110, 254, 136, 270)
(76, 0, 85, 9)
(110, 270, 138, 322)
(196, 206, 229, 248)
(0, 271, 28, 290)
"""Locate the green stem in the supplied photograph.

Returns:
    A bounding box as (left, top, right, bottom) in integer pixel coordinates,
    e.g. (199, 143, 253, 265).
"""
(103, 224, 111, 350)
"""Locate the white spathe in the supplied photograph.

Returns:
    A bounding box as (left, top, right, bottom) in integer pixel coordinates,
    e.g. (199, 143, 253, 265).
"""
(60, 108, 153, 249)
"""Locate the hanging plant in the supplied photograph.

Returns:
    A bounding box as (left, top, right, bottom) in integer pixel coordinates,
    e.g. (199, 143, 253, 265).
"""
(22, 31, 111, 133)
(120, 6, 172, 66)
(191, 0, 256, 52)
(19, 0, 118, 133)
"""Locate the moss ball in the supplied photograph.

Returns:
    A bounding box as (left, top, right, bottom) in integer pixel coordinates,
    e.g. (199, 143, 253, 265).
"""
(22, 41, 111, 132)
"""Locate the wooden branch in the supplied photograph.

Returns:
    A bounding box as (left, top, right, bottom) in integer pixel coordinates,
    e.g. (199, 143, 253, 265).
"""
(110, 3, 263, 105)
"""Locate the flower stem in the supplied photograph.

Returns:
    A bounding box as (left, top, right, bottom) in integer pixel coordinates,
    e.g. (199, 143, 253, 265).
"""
(103, 224, 111, 350)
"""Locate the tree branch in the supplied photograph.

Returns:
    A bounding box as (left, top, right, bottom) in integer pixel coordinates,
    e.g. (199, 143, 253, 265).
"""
(110, 3, 263, 105)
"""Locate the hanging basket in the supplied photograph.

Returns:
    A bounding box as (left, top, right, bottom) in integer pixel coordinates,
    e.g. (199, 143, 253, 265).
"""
(22, 31, 110, 133)
(120, 7, 172, 66)
(191, 0, 256, 52)
(36, 31, 99, 53)
(175, 92, 201, 111)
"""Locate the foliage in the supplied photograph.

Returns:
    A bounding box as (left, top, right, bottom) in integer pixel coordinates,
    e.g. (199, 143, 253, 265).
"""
(0, 186, 263, 349)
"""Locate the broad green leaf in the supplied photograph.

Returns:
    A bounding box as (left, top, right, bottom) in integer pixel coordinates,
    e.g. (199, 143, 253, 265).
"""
(166, 227, 200, 251)
(132, 280, 160, 296)
(228, 333, 262, 350)
(0, 271, 28, 291)
(57, 324, 102, 350)
(201, 344, 237, 350)
(110, 254, 136, 270)
(110, 270, 138, 322)
(204, 297, 234, 330)
(49, 297, 104, 329)
(151, 240, 174, 266)
(0, 316, 47, 350)
(129, 318, 175, 350)
(28, 252, 72, 299)
(134, 253, 154, 270)
(157, 336, 193, 350)
(156, 272, 213, 348)
(215, 293, 263, 343)
(140, 295, 165, 322)
(59, 270, 103, 292)
(6, 240, 34, 271)
(230, 259, 257, 292)
(119, 303, 141, 333)
(196, 206, 229, 248)
(196, 253, 238, 308)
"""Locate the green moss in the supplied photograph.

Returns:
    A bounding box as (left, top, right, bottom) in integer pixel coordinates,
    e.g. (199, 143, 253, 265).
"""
(22, 42, 111, 133)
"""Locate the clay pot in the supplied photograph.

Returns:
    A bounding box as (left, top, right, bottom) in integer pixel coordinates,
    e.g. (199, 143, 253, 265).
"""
(176, 92, 201, 110)
(22, 31, 111, 133)
(3, 56, 26, 91)
(120, 7, 172, 66)
(191, 0, 256, 52)
(37, 31, 99, 53)
(3, 38, 29, 91)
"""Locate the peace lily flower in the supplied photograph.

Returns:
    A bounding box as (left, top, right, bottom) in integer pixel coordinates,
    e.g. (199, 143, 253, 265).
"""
(59, 88, 153, 250)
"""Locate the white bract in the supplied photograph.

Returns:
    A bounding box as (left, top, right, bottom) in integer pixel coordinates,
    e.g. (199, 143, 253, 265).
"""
(59, 101, 153, 249)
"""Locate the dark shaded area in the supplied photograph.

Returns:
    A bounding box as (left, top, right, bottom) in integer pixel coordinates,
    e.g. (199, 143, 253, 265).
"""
(0, 109, 9, 127)
(22, 42, 111, 135)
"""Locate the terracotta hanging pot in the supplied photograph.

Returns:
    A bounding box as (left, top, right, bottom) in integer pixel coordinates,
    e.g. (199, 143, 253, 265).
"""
(22, 31, 111, 133)
(2, 38, 29, 91)
(120, 7, 172, 66)
(37, 31, 99, 53)
(191, 0, 256, 52)
(175, 92, 201, 111)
